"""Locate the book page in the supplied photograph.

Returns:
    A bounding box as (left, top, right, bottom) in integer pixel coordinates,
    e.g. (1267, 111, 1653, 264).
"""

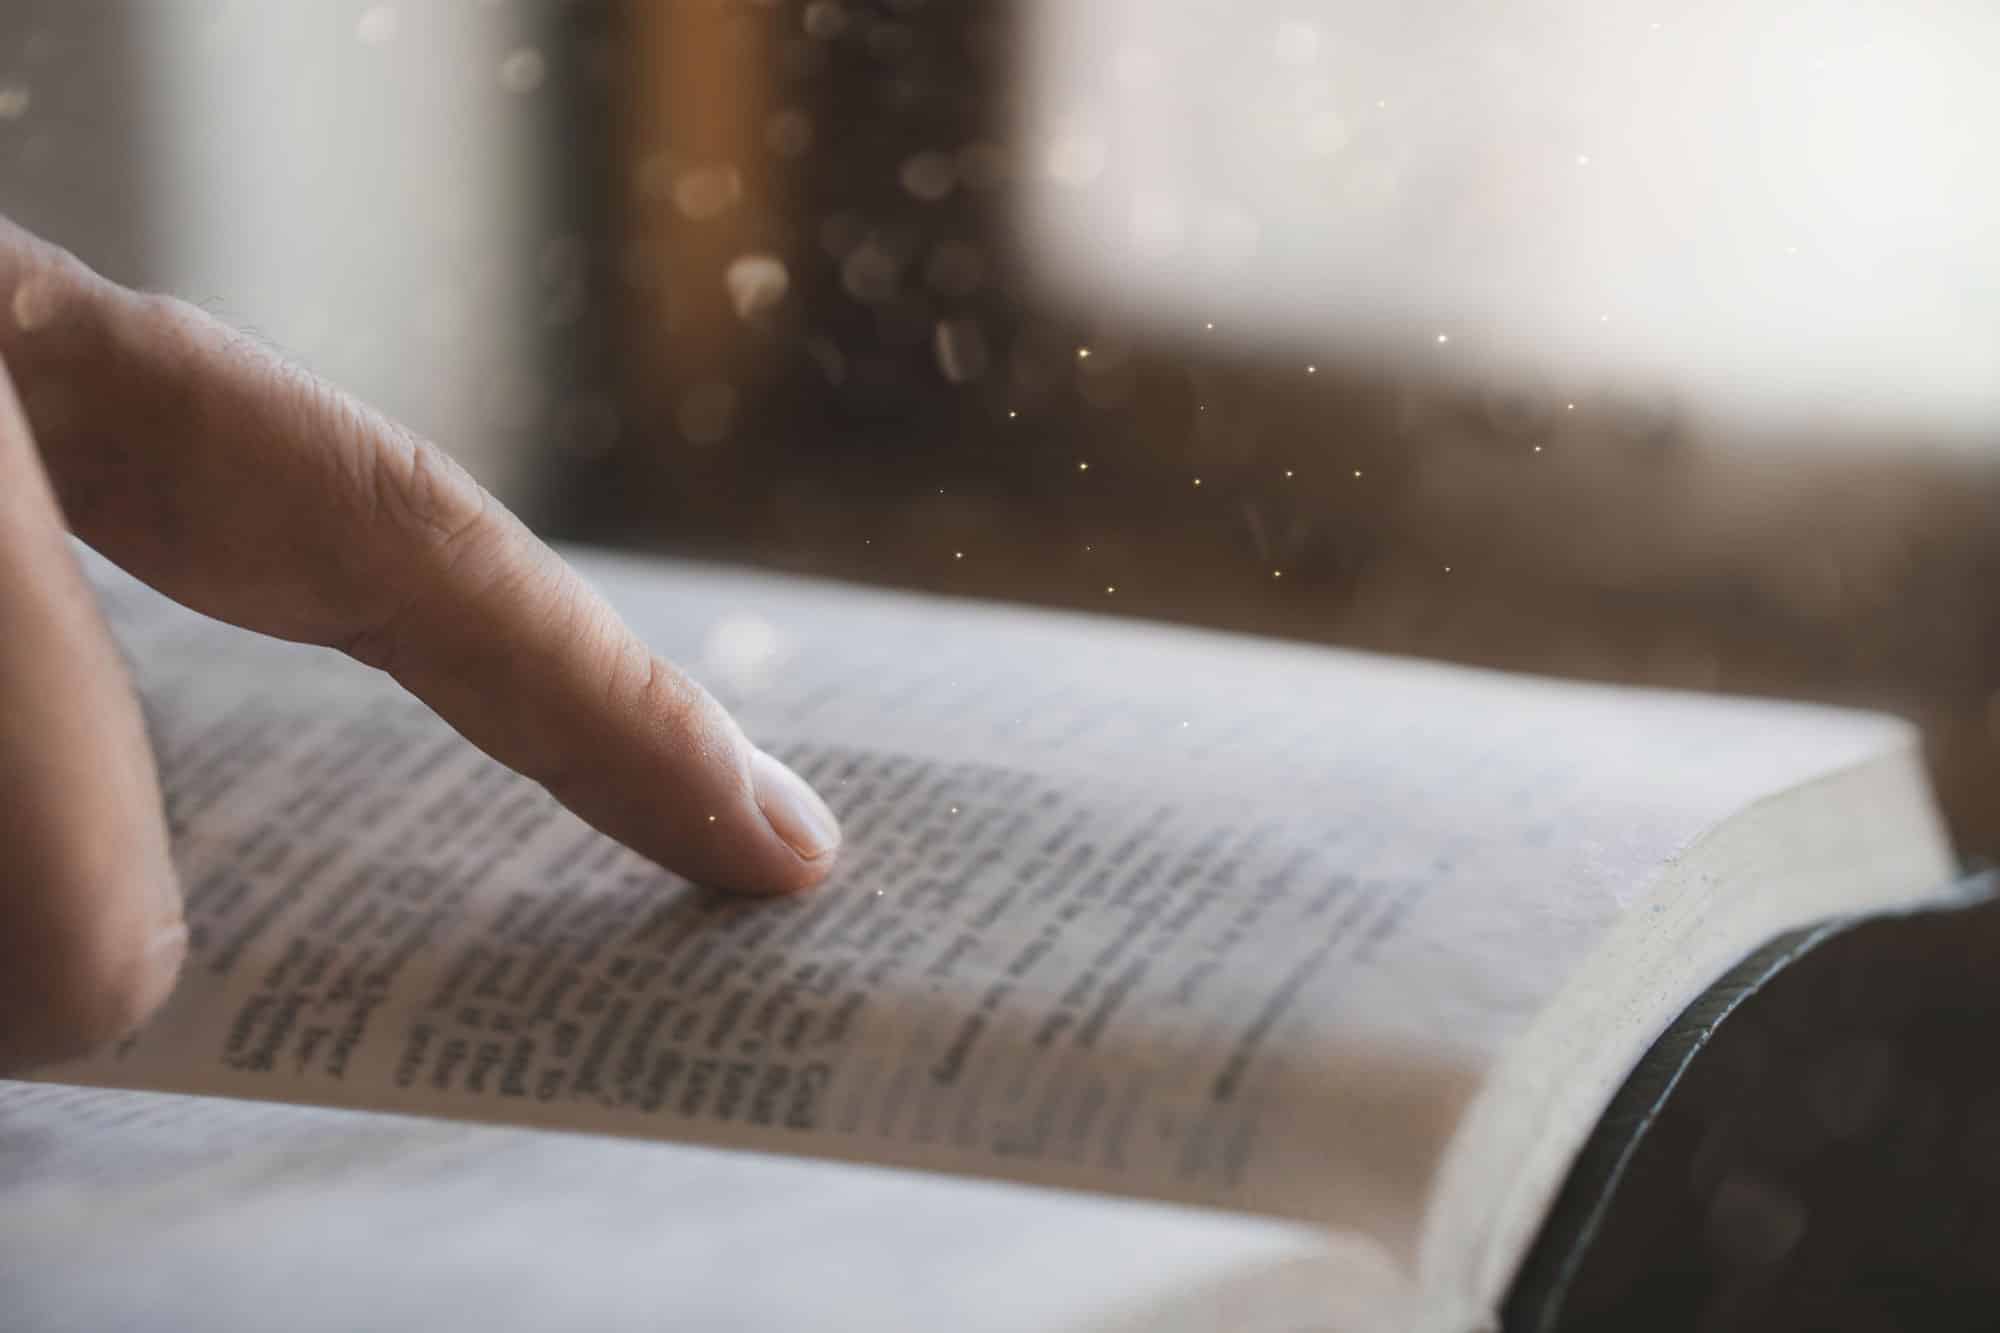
(0, 1079, 1398, 1333)
(48, 548, 1918, 1256)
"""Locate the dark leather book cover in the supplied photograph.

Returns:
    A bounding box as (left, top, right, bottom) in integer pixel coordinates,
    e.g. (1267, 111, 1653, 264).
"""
(1506, 873, 2000, 1333)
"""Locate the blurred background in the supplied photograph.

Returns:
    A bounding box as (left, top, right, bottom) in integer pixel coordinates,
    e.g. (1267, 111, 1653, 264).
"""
(3, 0, 1998, 855)
(7, 5, 2000, 1326)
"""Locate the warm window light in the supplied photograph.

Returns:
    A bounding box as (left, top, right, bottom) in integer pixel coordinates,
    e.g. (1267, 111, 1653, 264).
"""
(1022, 0, 2000, 433)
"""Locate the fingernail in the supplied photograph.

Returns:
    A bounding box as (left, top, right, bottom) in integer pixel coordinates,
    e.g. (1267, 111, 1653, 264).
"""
(751, 749, 841, 861)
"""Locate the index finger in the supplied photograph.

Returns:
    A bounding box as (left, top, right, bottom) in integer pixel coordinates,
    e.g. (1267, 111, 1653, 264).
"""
(3, 226, 839, 897)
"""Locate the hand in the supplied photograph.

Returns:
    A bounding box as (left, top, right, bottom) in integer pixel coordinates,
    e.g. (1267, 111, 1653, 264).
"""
(0, 220, 840, 1072)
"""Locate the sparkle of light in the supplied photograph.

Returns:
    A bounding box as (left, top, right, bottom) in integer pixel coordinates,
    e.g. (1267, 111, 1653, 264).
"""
(1078, 460, 1090, 471)
(724, 253, 790, 322)
(355, 5, 398, 45)
(1435, 333, 1450, 344)
(498, 46, 546, 94)
(899, 150, 957, 203)
(1076, 346, 1091, 359)
(703, 613, 783, 693)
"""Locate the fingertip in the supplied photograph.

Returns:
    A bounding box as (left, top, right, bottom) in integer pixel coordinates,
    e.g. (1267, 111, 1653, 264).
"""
(565, 736, 839, 900)
(725, 854, 837, 900)
(775, 840, 842, 895)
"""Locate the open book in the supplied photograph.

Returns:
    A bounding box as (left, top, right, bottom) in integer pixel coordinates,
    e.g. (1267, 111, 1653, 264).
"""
(3, 548, 1960, 1332)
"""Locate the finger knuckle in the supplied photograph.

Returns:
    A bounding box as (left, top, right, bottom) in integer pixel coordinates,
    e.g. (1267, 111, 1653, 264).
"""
(126, 290, 226, 378)
(636, 654, 690, 731)
(630, 648, 729, 756)
(0, 229, 99, 337)
(377, 432, 491, 558)
(339, 433, 500, 671)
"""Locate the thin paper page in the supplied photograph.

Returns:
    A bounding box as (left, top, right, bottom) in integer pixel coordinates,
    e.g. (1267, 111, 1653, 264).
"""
(1, 1080, 1397, 1333)
(53, 548, 1908, 1252)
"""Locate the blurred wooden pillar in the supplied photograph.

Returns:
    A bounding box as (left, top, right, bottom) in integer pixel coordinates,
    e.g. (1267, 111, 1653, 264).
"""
(615, 1, 782, 459)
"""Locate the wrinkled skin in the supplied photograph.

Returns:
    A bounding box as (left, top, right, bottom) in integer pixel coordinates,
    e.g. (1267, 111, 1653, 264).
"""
(0, 218, 840, 1072)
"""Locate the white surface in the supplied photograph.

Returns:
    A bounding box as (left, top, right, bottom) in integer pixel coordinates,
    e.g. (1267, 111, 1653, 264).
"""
(0, 1080, 1395, 1333)
(1022, 0, 2000, 433)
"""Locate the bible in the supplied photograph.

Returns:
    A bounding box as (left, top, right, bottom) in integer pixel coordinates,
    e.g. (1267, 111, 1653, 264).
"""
(1, 547, 1965, 1332)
